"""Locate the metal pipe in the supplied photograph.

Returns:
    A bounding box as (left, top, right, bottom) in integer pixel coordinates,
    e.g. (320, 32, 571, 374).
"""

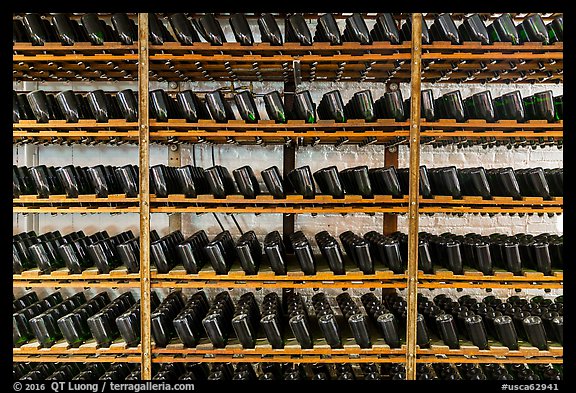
(405, 12, 423, 381)
(168, 145, 182, 233)
(23, 144, 39, 233)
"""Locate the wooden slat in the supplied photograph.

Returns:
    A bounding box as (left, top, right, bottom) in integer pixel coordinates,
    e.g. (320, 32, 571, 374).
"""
(405, 13, 423, 381)
(152, 355, 407, 364)
(418, 281, 563, 289)
(12, 205, 139, 212)
(12, 280, 140, 288)
(138, 12, 152, 381)
(153, 346, 405, 356)
(151, 194, 408, 205)
(419, 196, 563, 206)
(416, 356, 563, 364)
(418, 206, 562, 214)
(13, 355, 142, 363)
(13, 194, 139, 204)
(14, 340, 140, 355)
(151, 281, 406, 289)
(150, 206, 409, 214)
(14, 41, 561, 83)
(13, 119, 563, 132)
(419, 269, 562, 282)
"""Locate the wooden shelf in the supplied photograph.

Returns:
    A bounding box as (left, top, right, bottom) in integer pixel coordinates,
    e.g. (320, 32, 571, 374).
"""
(150, 345, 562, 363)
(153, 344, 405, 357)
(14, 339, 140, 355)
(420, 196, 562, 207)
(418, 269, 562, 289)
(151, 195, 561, 206)
(13, 119, 562, 146)
(416, 356, 562, 364)
(419, 343, 562, 358)
(152, 194, 408, 205)
(13, 195, 139, 214)
(13, 194, 138, 204)
(13, 42, 138, 55)
(151, 205, 408, 214)
(416, 341, 563, 363)
(12, 267, 560, 289)
(152, 355, 406, 364)
(13, 267, 140, 288)
(13, 281, 138, 288)
(13, 206, 140, 213)
(13, 354, 142, 363)
(13, 195, 561, 214)
(14, 42, 561, 83)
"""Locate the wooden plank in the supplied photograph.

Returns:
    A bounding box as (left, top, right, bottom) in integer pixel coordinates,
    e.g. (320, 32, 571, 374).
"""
(13, 280, 141, 288)
(418, 206, 563, 214)
(138, 12, 152, 381)
(152, 346, 405, 356)
(418, 281, 563, 289)
(150, 194, 408, 205)
(13, 355, 142, 363)
(415, 356, 562, 364)
(150, 206, 409, 214)
(151, 280, 407, 289)
(405, 13, 423, 381)
(152, 355, 408, 364)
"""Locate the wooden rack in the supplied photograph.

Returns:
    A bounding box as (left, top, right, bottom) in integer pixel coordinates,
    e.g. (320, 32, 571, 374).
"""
(13, 119, 562, 147)
(13, 41, 562, 83)
(12, 13, 563, 379)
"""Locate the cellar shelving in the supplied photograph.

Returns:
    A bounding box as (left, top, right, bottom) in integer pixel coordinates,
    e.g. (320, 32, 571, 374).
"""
(12, 195, 562, 209)
(12, 206, 140, 213)
(12, 355, 142, 363)
(12, 280, 140, 288)
(12, 198, 562, 214)
(13, 41, 562, 83)
(12, 13, 563, 377)
(152, 355, 407, 364)
(13, 119, 562, 146)
(13, 267, 140, 288)
(415, 356, 562, 364)
(13, 195, 139, 204)
(418, 269, 563, 289)
(417, 344, 562, 358)
(14, 341, 141, 356)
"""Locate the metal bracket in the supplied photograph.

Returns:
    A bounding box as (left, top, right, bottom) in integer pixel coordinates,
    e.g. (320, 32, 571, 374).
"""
(292, 59, 302, 86)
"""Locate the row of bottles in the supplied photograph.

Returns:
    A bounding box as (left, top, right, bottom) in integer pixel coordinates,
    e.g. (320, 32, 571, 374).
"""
(14, 228, 562, 276)
(14, 13, 563, 47)
(14, 289, 562, 350)
(14, 87, 563, 124)
(14, 361, 563, 380)
(14, 162, 563, 200)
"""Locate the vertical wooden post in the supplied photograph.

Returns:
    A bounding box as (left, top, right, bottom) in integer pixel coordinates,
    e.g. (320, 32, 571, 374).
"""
(383, 147, 399, 235)
(406, 12, 422, 381)
(137, 12, 152, 380)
